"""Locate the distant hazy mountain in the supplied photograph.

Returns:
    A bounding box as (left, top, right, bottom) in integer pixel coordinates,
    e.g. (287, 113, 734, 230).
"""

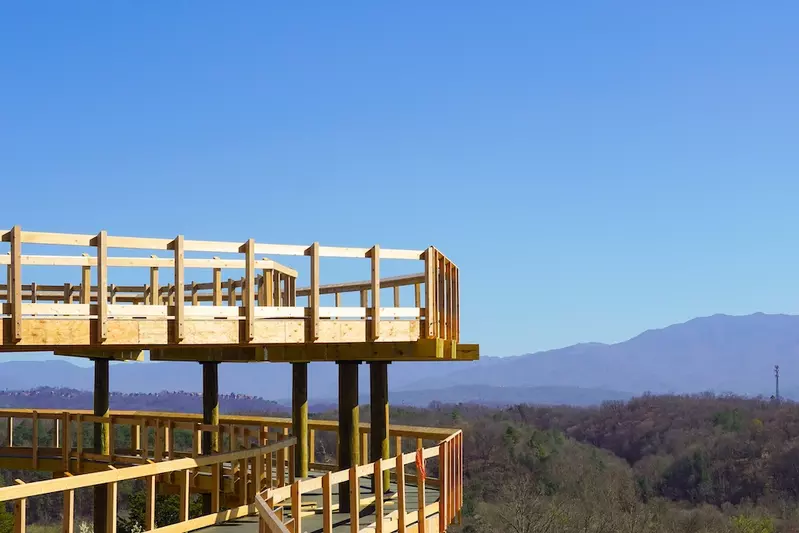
(405, 313, 799, 397)
(0, 313, 794, 405)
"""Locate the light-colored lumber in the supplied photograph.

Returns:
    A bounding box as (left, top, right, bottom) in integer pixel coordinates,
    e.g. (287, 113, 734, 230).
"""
(10, 226, 21, 342)
(173, 236, 185, 341)
(424, 247, 436, 339)
(309, 242, 320, 340)
(95, 231, 108, 341)
(371, 245, 380, 340)
(243, 239, 255, 341)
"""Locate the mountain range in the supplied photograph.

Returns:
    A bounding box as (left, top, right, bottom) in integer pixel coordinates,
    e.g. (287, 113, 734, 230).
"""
(0, 313, 795, 406)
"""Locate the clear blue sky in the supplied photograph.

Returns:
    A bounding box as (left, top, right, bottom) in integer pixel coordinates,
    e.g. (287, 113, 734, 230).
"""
(1, 2, 798, 359)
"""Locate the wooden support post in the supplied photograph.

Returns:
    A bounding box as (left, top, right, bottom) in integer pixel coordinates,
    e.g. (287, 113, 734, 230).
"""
(437, 252, 445, 340)
(212, 263, 222, 306)
(291, 480, 302, 533)
(227, 278, 235, 306)
(309, 242, 320, 340)
(62, 413, 70, 471)
(370, 362, 390, 491)
(264, 269, 274, 306)
(95, 231, 108, 342)
(31, 411, 38, 470)
(30, 282, 37, 303)
(417, 456, 426, 533)
(107, 472, 118, 533)
(179, 469, 190, 522)
(396, 452, 406, 532)
(438, 442, 447, 531)
(424, 247, 436, 339)
(7, 417, 13, 447)
(145, 474, 156, 531)
(93, 358, 110, 533)
(338, 361, 359, 513)
(148, 263, 159, 305)
(81, 262, 91, 305)
(292, 362, 309, 478)
(309, 429, 315, 466)
(64, 283, 73, 304)
(349, 466, 360, 533)
(9, 226, 21, 342)
(374, 458, 384, 533)
(273, 270, 281, 306)
(242, 239, 256, 341)
(322, 472, 332, 532)
(14, 480, 26, 533)
(201, 361, 219, 514)
(393, 286, 400, 307)
(370, 245, 380, 340)
(63, 484, 74, 533)
(173, 235, 185, 341)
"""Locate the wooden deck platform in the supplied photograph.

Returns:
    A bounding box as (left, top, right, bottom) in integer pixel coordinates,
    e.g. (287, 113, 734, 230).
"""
(0, 227, 478, 363)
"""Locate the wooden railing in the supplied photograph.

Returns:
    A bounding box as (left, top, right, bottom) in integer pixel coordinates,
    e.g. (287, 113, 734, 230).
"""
(256, 431, 463, 533)
(0, 409, 463, 532)
(0, 436, 297, 533)
(0, 227, 459, 344)
(0, 410, 456, 479)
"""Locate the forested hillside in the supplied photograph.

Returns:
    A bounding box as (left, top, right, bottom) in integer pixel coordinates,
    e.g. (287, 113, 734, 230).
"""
(4, 393, 799, 532)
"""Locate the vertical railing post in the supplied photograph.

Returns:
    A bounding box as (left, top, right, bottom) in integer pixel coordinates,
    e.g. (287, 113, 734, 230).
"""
(349, 466, 359, 533)
(63, 485, 74, 533)
(94, 231, 108, 341)
(437, 252, 445, 341)
(417, 448, 427, 533)
(106, 468, 118, 533)
(374, 458, 384, 533)
(242, 239, 256, 341)
(212, 262, 222, 306)
(9, 226, 21, 342)
(322, 472, 333, 532)
(7, 416, 13, 447)
(309, 242, 320, 340)
(424, 247, 436, 339)
(291, 480, 302, 533)
(14, 479, 26, 533)
(172, 235, 185, 341)
(80, 258, 91, 305)
(145, 474, 156, 530)
(396, 453, 406, 532)
(370, 245, 380, 340)
(31, 411, 38, 470)
(439, 442, 447, 531)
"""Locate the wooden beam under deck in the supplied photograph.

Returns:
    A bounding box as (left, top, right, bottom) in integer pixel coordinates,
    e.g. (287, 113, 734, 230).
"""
(264, 339, 480, 363)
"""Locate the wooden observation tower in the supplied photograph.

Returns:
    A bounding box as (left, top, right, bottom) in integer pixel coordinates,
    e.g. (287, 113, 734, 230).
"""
(0, 226, 478, 533)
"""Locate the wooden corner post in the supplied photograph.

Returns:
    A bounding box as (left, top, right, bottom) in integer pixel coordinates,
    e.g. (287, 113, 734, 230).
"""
(424, 246, 437, 339)
(309, 242, 320, 341)
(370, 245, 381, 340)
(172, 235, 185, 341)
(9, 226, 21, 342)
(94, 231, 108, 342)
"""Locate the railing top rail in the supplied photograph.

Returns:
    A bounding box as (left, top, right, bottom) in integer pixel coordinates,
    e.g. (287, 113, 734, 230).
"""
(0, 229, 426, 261)
(0, 437, 296, 502)
(295, 273, 425, 296)
(0, 409, 459, 439)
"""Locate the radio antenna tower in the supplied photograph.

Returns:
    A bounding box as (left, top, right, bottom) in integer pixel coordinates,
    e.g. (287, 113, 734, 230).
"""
(775, 365, 780, 403)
